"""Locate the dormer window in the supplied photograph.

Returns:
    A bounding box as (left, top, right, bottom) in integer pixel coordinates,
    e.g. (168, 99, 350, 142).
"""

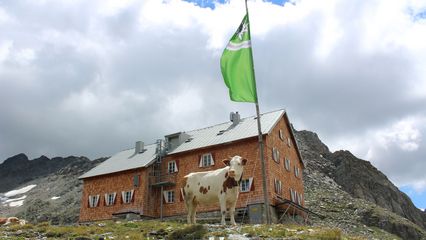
(168, 160, 178, 173)
(199, 153, 214, 167)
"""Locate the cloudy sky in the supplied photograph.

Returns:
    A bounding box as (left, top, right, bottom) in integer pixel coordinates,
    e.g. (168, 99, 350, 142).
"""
(1, 0, 425, 209)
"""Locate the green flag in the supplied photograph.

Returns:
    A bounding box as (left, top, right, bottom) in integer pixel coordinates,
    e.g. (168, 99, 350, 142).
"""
(220, 13, 258, 103)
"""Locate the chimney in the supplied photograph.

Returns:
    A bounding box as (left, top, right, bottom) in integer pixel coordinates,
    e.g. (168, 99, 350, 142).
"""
(230, 111, 241, 126)
(135, 141, 144, 154)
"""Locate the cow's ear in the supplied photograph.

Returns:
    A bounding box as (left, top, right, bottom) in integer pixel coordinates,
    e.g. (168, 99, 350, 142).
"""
(223, 159, 230, 166)
(242, 158, 247, 166)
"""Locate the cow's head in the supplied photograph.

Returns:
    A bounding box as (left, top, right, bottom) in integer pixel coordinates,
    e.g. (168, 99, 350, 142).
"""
(223, 155, 247, 178)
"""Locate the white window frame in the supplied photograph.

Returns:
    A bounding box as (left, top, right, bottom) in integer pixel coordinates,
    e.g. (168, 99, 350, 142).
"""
(294, 166, 300, 178)
(272, 147, 280, 163)
(199, 153, 214, 167)
(240, 177, 254, 193)
(121, 190, 134, 204)
(88, 195, 100, 208)
(285, 157, 291, 171)
(168, 160, 178, 173)
(287, 137, 292, 147)
(163, 190, 175, 203)
(104, 192, 117, 206)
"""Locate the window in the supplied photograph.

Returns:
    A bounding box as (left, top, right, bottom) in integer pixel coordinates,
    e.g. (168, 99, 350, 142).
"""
(104, 192, 117, 206)
(290, 189, 295, 202)
(285, 157, 291, 171)
(294, 166, 300, 178)
(199, 153, 214, 167)
(240, 177, 254, 193)
(287, 137, 292, 147)
(121, 190, 134, 204)
(133, 175, 140, 187)
(88, 195, 100, 208)
(163, 190, 174, 203)
(279, 129, 284, 141)
(297, 193, 302, 205)
(168, 160, 178, 173)
(272, 147, 280, 163)
(274, 178, 282, 195)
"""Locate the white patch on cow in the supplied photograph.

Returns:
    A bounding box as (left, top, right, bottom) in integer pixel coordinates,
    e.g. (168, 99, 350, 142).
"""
(4, 184, 37, 197)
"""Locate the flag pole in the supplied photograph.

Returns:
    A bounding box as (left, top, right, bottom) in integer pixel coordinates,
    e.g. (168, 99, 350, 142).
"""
(245, 0, 271, 224)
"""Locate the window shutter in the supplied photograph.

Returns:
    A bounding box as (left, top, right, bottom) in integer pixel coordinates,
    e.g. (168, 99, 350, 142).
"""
(113, 192, 117, 204)
(88, 196, 92, 208)
(121, 191, 125, 204)
(248, 177, 254, 191)
(95, 195, 100, 207)
(131, 189, 135, 203)
(175, 160, 179, 172)
(163, 191, 168, 203)
(198, 155, 203, 167)
(211, 153, 215, 166)
(104, 194, 108, 206)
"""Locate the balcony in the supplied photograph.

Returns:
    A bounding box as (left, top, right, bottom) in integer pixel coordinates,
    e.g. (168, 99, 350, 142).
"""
(149, 173, 177, 187)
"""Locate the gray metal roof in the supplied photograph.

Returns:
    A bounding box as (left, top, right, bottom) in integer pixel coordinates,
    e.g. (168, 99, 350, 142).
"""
(168, 110, 285, 154)
(79, 109, 285, 179)
(79, 144, 157, 179)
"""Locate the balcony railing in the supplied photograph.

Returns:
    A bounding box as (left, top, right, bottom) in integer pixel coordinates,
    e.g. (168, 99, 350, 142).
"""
(149, 173, 177, 187)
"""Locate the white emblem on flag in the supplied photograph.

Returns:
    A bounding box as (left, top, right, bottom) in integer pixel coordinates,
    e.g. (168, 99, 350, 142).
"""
(238, 23, 249, 40)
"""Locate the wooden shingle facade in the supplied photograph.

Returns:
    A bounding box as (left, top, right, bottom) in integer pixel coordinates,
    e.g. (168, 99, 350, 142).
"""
(79, 110, 305, 223)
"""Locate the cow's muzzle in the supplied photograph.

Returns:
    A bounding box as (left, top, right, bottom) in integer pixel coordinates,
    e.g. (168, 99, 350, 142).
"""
(228, 170, 236, 178)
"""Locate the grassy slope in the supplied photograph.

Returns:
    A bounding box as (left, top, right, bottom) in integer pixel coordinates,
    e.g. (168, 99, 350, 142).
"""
(0, 220, 400, 240)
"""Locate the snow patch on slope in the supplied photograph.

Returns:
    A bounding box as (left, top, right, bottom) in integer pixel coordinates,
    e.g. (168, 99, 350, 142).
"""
(4, 184, 37, 197)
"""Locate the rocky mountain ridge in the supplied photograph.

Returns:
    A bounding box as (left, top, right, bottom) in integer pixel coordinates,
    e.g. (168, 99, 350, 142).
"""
(296, 130, 425, 239)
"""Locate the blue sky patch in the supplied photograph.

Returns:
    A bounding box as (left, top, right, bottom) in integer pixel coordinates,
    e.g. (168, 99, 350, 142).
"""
(183, 0, 289, 9)
(400, 186, 426, 210)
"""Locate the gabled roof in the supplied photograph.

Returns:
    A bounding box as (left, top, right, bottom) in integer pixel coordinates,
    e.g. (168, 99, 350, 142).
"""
(80, 109, 302, 179)
(79, 144, 157, 179)
(168, 109, 284, 154)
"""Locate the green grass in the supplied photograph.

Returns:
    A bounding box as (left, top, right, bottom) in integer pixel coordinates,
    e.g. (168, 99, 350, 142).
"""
(0, 220, 400, 240)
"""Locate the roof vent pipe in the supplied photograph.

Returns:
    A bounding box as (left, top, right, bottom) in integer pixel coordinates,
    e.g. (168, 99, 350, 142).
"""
(135, 141, 144, 154)
(230, 112, 241, 126)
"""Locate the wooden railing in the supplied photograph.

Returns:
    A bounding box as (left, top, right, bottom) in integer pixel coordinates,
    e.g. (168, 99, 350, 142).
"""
(148, 173, 177, 187)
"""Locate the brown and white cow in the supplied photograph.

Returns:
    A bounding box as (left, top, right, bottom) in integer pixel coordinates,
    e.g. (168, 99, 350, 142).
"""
(0, 217, 26, 226)
(182, 155, 247, 225)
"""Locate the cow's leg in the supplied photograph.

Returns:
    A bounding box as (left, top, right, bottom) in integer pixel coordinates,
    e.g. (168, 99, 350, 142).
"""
(219, 193, 227, 225)
(186, 203, 193, 224)
(184, 193, 193, 224)
(191, 202, 197, 224)
(229, 198, 238, 225)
